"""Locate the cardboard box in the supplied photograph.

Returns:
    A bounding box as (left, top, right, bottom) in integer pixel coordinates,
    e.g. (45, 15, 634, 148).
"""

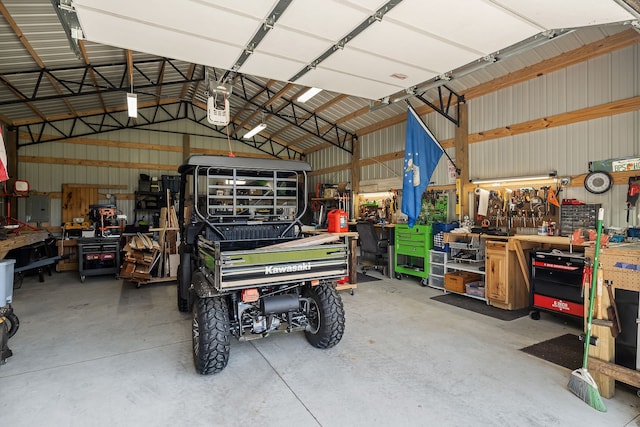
(445, 271, 482, 294)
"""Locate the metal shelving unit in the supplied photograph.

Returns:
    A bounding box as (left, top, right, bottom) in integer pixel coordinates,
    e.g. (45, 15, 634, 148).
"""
(444, 234, 487, 301)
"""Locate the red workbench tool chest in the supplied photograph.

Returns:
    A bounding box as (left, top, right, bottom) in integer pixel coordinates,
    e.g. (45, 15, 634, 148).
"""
(530, 250, 586, 319)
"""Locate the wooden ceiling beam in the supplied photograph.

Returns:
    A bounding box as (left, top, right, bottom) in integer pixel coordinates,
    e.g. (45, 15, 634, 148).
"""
(232, 79, 276, 134)
(264, 83, 295, 108)
(270, 94, 349, 141)
(180, 63, 197, 100)
(0, 1, 79, 118)
(78, 40, 107, 113)
(125, 50, 134, 88)
(0, 75, 47, 122)
(0, 2, 44, 68)
(237, 82, 295, 132)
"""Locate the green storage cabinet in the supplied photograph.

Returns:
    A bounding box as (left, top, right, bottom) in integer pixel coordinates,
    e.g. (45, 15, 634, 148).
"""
(394, 224, 432, 285)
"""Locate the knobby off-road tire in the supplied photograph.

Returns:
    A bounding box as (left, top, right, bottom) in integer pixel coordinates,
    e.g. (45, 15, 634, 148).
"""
(177, 252, 193, 313)
(192, 296, 230, 375)
(304, 284, 345, 348)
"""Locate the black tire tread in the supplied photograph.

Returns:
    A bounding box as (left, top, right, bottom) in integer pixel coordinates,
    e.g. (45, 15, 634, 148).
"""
(305, 284, 345, 349)
(193, 297, 230, 375)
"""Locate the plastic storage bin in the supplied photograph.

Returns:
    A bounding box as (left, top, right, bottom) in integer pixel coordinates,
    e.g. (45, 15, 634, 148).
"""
(431, 263, 445, 276)
(0, 259, 16, 306)
(465, 281, 485, 298)
(429, 275, 444, 289)
(431, 251, 446, 264)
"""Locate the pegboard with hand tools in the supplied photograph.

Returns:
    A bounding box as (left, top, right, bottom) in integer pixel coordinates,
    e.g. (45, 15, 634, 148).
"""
(472, 185, 561, 235)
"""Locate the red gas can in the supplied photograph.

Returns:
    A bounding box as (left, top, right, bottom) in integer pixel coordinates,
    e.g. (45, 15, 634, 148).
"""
(327, 209, 348, 233)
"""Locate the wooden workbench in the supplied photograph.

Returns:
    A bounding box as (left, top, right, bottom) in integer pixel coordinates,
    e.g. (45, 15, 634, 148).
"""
(0, 230, 49, 259)
(584, 243, 640, 398)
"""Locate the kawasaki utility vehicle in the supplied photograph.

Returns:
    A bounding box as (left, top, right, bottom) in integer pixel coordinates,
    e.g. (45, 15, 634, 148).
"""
(176, 155, 347, 374)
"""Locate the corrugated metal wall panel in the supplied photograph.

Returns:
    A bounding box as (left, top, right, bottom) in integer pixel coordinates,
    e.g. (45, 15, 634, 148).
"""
(470, 46, 639, 167)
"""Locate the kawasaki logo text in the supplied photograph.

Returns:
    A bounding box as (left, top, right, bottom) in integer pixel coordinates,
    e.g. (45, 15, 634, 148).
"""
(265, 262, 312, 275)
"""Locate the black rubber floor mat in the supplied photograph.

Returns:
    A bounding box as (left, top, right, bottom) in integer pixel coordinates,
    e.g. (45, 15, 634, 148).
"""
(357, 272, 382, 283)
(431, 292, 529, 321)
(520, 333, 583, 370)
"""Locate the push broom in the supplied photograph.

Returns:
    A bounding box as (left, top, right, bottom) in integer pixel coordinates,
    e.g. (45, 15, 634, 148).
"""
(567, 207, 606, 412)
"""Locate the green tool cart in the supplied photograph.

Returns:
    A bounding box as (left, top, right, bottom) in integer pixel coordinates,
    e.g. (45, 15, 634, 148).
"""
(394, 224, 432, 286)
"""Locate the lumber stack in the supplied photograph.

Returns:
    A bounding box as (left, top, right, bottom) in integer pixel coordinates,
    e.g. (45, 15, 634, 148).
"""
(120, 196, 180, 286)
(156, 202, 180, 279)
(119, 233, 161, 283)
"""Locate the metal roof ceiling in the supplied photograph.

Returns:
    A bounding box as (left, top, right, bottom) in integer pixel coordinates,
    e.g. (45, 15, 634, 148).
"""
(0, 0, 638, 160)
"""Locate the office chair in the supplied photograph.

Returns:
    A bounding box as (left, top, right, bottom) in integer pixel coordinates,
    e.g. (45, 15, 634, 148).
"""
(356, 221, 388, 276)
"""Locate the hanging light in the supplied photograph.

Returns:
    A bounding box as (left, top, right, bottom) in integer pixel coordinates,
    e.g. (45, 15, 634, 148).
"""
(470, 172, 557, 185)
(127, 92, 137, 118)
(297, 87, 322, 103)
(244, 111, 267, 139)
(243, 123, 267, 139)
(127, 66, 137, 118)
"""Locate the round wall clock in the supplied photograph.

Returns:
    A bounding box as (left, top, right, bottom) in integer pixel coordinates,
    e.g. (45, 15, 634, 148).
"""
(584, 171, 613, 194)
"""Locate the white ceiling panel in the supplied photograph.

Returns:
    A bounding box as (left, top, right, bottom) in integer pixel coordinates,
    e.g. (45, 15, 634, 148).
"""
(276, 0, 369, 41)
(348, 20, 480, 74)
(385, 0, 542, 54)
(341, 0, 391, 13)
(73, 10, 241, 69)
(495, 0, 635, 28)
(256, 27, 329, 64)
(71, 0, 637, 101)
(192, 0, 280, 19)
(239, 52, 305, 82)
(321, 47, 437, 89)
(295, 67, 402, 101)
(74, 0, 260, 47)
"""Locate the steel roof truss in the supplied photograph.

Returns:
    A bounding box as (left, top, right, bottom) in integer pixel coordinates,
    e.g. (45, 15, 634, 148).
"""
(414, 85, 464, 126)
(238, 75, 356, 153)
(0, 59, 202, 106)
(185, 103, 302, 160)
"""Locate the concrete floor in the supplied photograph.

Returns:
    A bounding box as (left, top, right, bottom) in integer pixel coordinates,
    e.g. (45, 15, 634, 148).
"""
(1, 270, 639, 427)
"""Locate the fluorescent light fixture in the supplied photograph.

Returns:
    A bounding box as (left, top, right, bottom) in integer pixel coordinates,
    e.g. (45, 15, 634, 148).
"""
(359, 191, 393, 198)
(297, 87, 322, 103)
(471, 172, 556, 185)
(127, 92, 137, 118)
(243, 123, 267, 139)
